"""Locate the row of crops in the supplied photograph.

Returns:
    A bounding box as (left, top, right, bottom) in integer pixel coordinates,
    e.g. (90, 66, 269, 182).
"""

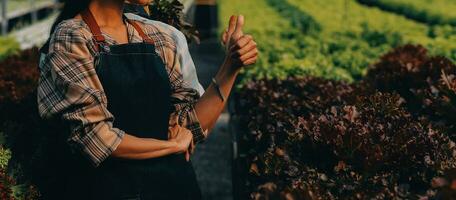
(223, 0, 456, 84)
(358, 0, 456, 26)
(222, 0, 456, 199)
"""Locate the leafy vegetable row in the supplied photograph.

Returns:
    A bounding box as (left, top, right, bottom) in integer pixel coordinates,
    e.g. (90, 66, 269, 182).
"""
(287, 0, 456, 75)
(218, 0, 338, 83)
(234, 45, 456, 199)
(220, 0, 456, 84)
(358, 0, 456, 27)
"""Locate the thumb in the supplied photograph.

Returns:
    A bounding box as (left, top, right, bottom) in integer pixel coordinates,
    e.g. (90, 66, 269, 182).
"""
(221, 30, 228, 45)
(227, 15, 237, 36)
(233, 15, 245, 38)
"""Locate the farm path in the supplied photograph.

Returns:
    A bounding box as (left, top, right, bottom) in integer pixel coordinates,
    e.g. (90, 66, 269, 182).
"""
(189, 38, 233, 200)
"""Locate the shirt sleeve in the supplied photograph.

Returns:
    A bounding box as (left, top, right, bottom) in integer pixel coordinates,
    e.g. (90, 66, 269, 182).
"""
(168, 30, 207, 143)
(125, 13, 205, 96)
(37, 22, 124, 167)
(174, 28, 205, 97)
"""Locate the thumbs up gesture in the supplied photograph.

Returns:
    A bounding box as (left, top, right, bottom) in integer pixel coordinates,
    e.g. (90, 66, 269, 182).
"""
(222, 15, 258, 70)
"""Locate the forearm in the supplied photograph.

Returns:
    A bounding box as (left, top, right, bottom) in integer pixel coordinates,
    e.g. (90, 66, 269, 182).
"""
(191, 14, 258, 136)
(195, 60, 239, 132)
(111, 133, 178, 159)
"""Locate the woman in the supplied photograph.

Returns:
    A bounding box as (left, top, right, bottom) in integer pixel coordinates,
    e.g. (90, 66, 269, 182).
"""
(37, 0, 258, 199)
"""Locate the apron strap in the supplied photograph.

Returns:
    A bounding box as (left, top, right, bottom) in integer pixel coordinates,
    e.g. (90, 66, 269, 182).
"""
(126, 18, 155, 45)
(80, 9, 156, 52)
(80, 9, 106, 52)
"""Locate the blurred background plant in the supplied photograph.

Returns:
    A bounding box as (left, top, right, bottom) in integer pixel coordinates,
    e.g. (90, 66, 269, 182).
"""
(148, 0, 200, 43)
(0, 38, 20, 61)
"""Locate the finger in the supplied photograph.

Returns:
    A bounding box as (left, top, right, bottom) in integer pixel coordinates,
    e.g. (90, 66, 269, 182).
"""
(175, 125, 182, 136)
(170, 124, 178, 131)
(235, 40, 257, 57)
(230, 35, 253, 51)
(222, 30, 228, 45)
(240, 48, 258, 61)
(233, 15, 245, 37)
(168, 125, 179, 139)
(243, 55, 258, 66)
(227, 15, 237, 36)
(185, 151, 190, 161)
(189, 139, 195, 153)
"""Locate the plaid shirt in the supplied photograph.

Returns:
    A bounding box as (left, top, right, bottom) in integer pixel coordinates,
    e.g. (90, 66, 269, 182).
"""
(37, 14, 206, 166)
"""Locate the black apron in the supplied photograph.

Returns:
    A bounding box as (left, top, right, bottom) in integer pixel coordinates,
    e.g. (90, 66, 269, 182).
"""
(61, 10, 202, 200)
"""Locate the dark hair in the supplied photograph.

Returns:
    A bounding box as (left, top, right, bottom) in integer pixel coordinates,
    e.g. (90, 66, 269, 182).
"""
(40, 0, 91, 54)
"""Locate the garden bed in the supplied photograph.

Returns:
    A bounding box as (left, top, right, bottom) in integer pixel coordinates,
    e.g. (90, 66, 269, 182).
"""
(230, 45, 456, 199)
(357, 0, 456, 27)
(220, 0, 456, 87)
(219, 0, 456, 199)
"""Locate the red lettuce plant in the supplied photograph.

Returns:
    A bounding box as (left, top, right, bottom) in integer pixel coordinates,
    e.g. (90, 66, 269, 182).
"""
(0, 48, 39, 103)
(365, 45, 456, 141)
(148, 0, 200, 43)
(0, 48, 42, 199)
(0, 168, 15, 200)
(235, 45, 456, 198)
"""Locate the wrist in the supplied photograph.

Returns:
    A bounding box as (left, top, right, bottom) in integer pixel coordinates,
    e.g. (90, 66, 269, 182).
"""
(222, 59, 241, 76)
(168, 140, 180, 153)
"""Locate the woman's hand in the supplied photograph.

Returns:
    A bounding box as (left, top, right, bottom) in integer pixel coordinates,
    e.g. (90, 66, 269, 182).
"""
(168, 125, 194, 161)
(193, 14, 258, 137)
(222, 15, 259, 72)
(111, 126, 192, 161)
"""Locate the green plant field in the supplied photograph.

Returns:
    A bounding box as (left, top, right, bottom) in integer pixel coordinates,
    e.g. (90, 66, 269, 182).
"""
(287, 0, 456, 61)
(219, 0, 335, 82)
(219, 0, 456, 84)
(218, 0, 359, 83)
(219, 1, 456, 199)
(358, 0, 456, 26)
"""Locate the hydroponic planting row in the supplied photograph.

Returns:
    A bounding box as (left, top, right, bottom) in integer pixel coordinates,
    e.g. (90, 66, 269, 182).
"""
(286, 0, 456, 76)
(358, 0, 456, 27)
(234, 45, 456, 200)
(220, 0, 456, 199)
(219, 0, 334, 83)
(220, 0, 376, 83)
(220, 0, 456, 85)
